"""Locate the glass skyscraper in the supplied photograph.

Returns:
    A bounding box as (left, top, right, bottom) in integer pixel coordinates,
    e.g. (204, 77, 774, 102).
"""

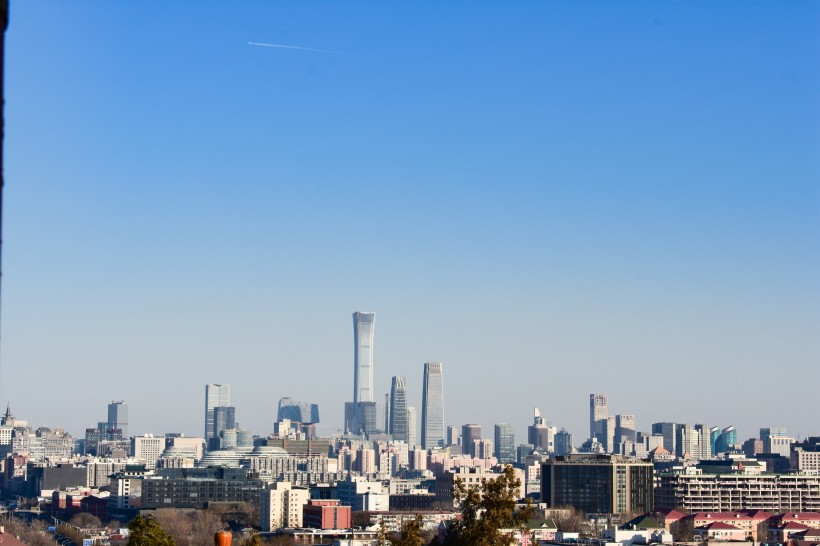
(352, 311, 376, 434)
(107, 401, 128, 438)
(389, 376, 408, 443)
(494, 423, 516, 463)
(205, 384, 231, 442)
(421, 361, 444, 449)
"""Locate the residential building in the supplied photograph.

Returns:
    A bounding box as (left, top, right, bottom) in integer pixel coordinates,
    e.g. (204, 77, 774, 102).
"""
(260, 481, 310, 531)
(541, 454, 654, 515)
(655, 467, 820, 512)
(436, 466, 526, 508)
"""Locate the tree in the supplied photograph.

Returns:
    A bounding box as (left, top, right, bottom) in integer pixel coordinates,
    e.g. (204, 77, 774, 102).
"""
(669, 516, 694, 542)
(127, 515, 176, 546)
(553, 506, 586, 533)
(70, 512, 103, 529)
(390, 515, 426, 546)
(241, 533, 262, 546)
(153, 508, 193, 546)
(444, 464, 534, 546)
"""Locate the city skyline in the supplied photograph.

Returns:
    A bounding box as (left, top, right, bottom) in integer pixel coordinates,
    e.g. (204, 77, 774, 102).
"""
(1, 3, 817, 441)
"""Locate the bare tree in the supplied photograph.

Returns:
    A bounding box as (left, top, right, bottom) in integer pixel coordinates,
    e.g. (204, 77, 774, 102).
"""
(553, 506, 586, 533)
(190, 508, 226, 546)
(155, 508, 194, 546)
(70, 512, 103, 529)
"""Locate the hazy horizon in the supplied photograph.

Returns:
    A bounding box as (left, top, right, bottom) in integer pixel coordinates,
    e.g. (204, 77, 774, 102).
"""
(1, 2, 818, 446)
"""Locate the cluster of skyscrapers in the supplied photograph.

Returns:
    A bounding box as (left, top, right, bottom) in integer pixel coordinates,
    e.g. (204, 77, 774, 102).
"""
(343, 312, 445, 451)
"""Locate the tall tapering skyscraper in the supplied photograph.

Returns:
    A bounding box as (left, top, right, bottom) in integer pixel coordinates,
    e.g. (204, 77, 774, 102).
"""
(107, 401, 128, 439)
(589, 393, 608, 441)
(352, 311, 376, 435)
(421, 362, 444, 449)
(390, 376, 409, 442)
(205, 384, 231, 442)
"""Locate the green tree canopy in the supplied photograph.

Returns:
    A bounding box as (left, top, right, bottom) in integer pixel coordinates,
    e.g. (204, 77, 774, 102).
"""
(127, 515, 176, 546)
(444, 464, 534, 546)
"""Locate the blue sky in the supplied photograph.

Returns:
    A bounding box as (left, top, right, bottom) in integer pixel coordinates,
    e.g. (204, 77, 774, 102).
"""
(2, 1, 818, 444)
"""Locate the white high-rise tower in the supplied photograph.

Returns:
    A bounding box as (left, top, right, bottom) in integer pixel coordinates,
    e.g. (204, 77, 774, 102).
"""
(352, 312, 376, 434)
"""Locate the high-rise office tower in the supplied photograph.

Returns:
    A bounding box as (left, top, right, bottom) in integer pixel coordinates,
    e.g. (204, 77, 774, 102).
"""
(205, 384, 231, 443)
(352, 312, 376, 435)
(407, 407, 417, 447)
(555, 428, 573, 456)
(616, 415, 636, 444)
(212, 406, 236, 446)
(389, 376, 409, 443)
(494, 423, 516, 464)
(462, 424, 482, 458)
(107, 401, 128, 439)
(651, 422, 680, 455)
(421, 362, 444, 449)
(528, 408, 556, 452)
(446, 425, 459, 447)
(384, 393, 391, 435)
(589, 393, 608, 441)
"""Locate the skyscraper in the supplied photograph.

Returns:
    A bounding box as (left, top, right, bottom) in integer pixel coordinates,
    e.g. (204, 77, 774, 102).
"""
(589, 393, 608, 441)
(389, 376, 408, 443)
(352, 311, 376, 435)
(421, 362, 444, 449)
(495, 423, 516, 464)
(407, 407, 417, 448)
(107, 401, 128, 439)
(462, 424, 482, 458)
(205, 384, 231, 443)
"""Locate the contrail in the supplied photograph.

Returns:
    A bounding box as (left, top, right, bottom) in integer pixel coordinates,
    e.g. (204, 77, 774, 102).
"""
(248, 41, 335, 54)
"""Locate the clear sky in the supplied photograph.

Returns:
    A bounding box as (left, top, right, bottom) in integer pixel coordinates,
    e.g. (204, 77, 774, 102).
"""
(2, 1, 818, 445)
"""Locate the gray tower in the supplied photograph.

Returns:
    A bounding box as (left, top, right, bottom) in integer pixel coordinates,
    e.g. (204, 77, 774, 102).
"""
(421, 362, 445, 449)
(205, 384, 231, 443)
(107, 401, 128, 439)
(390, 376, 409, 442)
(352, 312, 376, 434)
(590, 393, 608, 441)
(495, 423, 515, 463)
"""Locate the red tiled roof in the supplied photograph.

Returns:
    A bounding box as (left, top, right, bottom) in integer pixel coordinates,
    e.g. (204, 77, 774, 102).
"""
(662, 509, 688, 521)
(782, 522, 811, 530)
(700, 522, 742, 531)
(694, 512, 754, 521)
(782, 514, 820, 521)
